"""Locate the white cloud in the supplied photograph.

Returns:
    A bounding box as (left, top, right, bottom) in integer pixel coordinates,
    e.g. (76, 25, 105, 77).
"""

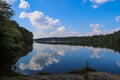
(19, 11, 60, 29)
(19, 11, 81, 38)
(90, 0, 109, 4)
(116, 16, 120, 22)
(90, 23, 103, 34)
(19, 0, 30, 9)
(57, 26, 65, 32)
(85, 23, 120, 37)
(92, 4, 98, 8)
(2, 0, 16, 4)
(49, 26, 66, 37)
(88, 0, 114, 8)
(19, 11, 28, 18)
(49, 27, 81, 38)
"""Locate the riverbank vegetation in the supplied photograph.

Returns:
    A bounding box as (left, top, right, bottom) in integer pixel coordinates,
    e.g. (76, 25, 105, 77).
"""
(68, 62, 96, 74)
(35, 30, 120, 52)
(0, 1, 33, 76)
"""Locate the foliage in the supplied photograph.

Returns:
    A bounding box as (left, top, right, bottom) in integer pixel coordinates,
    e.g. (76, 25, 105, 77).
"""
(37, 72, 52, 75)
(35, 30, 120, 53)
(0, 26, 23, 49)
(68, 67, 96, 74)
(0, 1, 33, 76)
(19, 27, 33, 44)
(68, 62, 96, 74)
(0, 0, 14, 20)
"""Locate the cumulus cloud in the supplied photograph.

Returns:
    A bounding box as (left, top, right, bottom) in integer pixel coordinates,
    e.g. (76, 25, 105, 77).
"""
(19, 11, 81, 38)
(90, 0, 110, 4)
(19, 0, 30, 9)
(57, 26, 65, 32)
(83, 0, 114, 8)
(90, 24, 101, 33)
(89, 23, 104, 35)
(49, 28, 81, 38)
(92, 4, 98, 8)
(19, 11, 60, 29)
(116, 16, 120, 22)
(49, 26, 66, 37)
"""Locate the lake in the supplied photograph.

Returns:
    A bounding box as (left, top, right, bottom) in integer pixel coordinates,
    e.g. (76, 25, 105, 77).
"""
(14, 42, 120, 75)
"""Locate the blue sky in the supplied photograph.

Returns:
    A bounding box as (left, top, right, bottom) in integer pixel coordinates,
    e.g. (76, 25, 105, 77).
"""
(5, 0, 120, 38)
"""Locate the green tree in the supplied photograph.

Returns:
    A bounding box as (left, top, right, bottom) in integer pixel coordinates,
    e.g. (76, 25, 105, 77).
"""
(0, 1, 33, 76)
(0, 0, 14, 21)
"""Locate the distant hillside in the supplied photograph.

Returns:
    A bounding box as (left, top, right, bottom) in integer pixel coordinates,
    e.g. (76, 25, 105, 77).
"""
(35, 30, 120, 52)
(35, 30, 120, 43)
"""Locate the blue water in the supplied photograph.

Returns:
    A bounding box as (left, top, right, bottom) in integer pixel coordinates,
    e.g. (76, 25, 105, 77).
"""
(15, 43, 120, 75)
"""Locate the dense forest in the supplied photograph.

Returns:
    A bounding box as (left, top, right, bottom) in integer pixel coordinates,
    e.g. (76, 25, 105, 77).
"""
(35, 31, 120, 52)
(0, 1, 33, 75)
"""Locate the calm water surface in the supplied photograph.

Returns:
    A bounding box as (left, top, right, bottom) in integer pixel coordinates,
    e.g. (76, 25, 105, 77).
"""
(14, 43, 120, 75)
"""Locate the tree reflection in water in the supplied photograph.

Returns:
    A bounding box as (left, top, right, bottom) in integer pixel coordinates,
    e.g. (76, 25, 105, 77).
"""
(13, 42, 120, 75)
(0, 43, 33, 76)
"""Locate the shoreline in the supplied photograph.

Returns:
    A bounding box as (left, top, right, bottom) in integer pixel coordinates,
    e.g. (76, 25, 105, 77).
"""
(1, 72, 120, 80)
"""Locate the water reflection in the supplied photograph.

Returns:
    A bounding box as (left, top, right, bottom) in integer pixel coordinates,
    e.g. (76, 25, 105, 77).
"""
(88, 48, 103, 59)
(15, 43, 120, 75)
(0, 43, 33, 76)
(116, 61, 120, 67)
(19, 53, 59, 70)
(15, 43, 82, 74)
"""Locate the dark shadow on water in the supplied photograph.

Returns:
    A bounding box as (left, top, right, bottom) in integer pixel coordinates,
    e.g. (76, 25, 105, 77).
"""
(0, 43, 33, 76)
(68, 61, 96, 80)
(35, 41, 120, 53)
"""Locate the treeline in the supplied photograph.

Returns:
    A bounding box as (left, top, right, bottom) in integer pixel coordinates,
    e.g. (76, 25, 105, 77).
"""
(35, 31, 120, 52)
(0, 1, 33, 75)
(0, 1, 33, 52)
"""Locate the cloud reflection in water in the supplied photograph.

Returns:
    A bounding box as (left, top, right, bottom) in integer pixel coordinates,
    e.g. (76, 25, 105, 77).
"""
(15, 43, 120, 75)
(17, 43, 82, 72)
(19, 53, 59, 70)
